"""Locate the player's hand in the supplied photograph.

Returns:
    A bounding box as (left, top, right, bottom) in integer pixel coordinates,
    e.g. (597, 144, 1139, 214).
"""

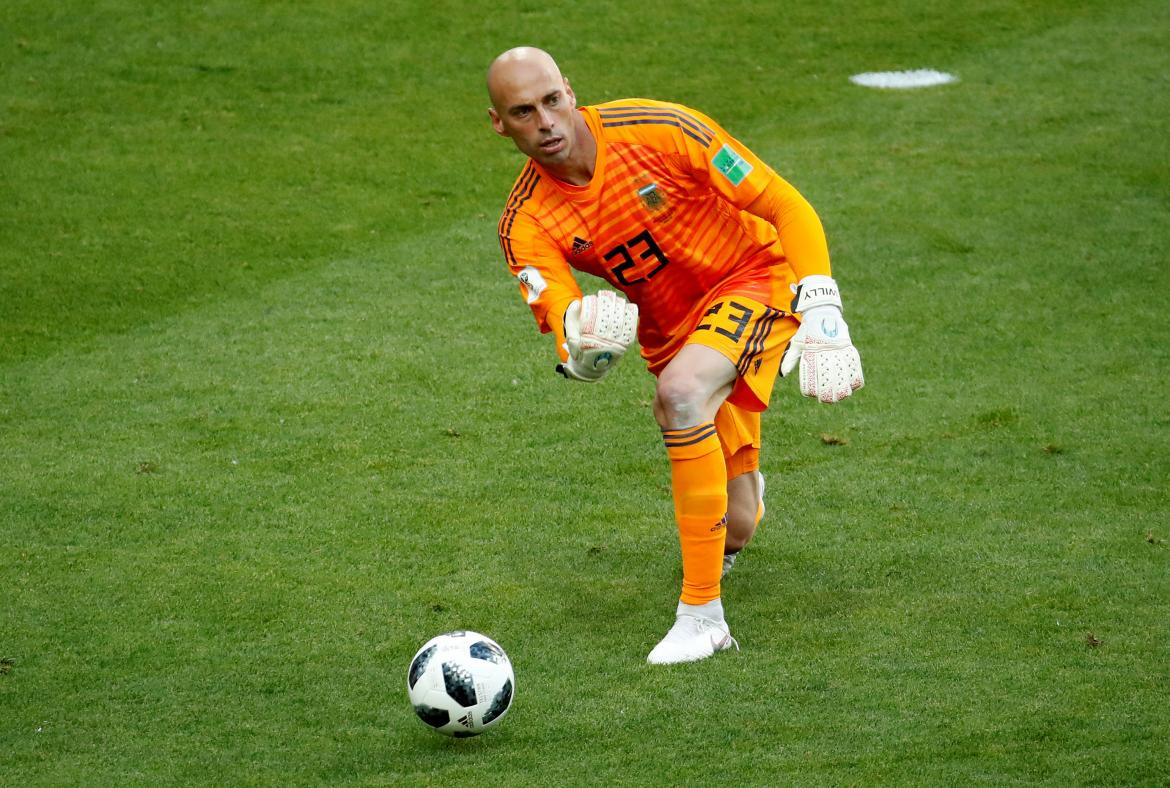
(780, 275, 864, 403)
(556, 290, 638, 382)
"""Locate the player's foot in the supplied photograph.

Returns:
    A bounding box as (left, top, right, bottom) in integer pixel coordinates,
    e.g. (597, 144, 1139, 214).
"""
(646, 613, 739, 664)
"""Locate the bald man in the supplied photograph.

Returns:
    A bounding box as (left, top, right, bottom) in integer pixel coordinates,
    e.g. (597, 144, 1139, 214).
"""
(488, 47, 863, 664)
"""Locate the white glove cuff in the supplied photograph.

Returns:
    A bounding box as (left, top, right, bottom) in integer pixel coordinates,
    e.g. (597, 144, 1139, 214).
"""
(790, 275, 843, 314)
(563, 299, 582, 357)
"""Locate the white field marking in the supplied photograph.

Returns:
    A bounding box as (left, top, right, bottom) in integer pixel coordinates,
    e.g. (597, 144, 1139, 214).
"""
(849, 69, 958, 89)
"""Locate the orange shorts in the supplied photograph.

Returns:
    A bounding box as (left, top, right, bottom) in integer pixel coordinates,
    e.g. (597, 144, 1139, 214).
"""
(685, 294, 799, 480)
(686, 295, 799, 413)
(714, 400, 760, 480)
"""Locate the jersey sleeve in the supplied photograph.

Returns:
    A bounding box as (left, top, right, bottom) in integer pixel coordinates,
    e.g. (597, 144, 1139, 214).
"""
(662, 103, 778, 210)
(745, 177, 832, 279)
(648, 102, 831, 278)
(498, 207, 581, 359)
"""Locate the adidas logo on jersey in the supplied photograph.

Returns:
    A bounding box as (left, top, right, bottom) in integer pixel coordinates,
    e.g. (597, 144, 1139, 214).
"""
(571, 236, 593, 256)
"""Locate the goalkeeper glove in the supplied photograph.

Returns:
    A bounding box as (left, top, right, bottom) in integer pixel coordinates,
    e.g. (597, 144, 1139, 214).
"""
(780, 274, 864, 403)
(556, 290, 638, 382)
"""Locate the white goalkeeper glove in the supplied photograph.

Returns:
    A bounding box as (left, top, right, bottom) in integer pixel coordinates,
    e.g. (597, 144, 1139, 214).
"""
(556, 290, 638, 382)
(780, 274, 864, 403)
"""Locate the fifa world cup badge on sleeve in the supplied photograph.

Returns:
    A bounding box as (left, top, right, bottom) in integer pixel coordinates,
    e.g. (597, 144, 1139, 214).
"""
(517, 266, 547, 304)
(711, 144, 753, 186)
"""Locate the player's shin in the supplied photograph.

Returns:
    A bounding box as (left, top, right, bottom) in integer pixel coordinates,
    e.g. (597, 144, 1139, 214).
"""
(662, 424, 728, 605)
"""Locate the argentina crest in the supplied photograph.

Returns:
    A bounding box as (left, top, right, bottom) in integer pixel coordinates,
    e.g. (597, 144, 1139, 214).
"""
(637, 181, 667, 213)
(634, 176, 677, 225)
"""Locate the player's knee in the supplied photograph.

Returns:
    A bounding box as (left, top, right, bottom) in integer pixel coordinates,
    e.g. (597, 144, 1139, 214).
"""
(653, 374, 706, 429)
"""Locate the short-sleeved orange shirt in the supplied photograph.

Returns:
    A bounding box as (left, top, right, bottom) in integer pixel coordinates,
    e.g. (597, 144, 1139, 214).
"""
(498, 98, 799, 373)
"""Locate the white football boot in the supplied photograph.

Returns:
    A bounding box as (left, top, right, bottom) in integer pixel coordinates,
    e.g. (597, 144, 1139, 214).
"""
(646, 601, 739, 665)
(721, 552, 738, 579)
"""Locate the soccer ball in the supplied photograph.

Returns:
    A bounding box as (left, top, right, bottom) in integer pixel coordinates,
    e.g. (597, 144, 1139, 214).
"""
(406, 630, 514, 737)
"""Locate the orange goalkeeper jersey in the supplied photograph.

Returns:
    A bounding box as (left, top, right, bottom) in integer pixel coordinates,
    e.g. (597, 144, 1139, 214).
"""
(498, 98, 800, 373)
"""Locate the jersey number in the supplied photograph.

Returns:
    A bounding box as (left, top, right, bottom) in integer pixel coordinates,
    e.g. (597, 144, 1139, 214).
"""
(603, 230, 669, 286)
(696, 301, 754, 343)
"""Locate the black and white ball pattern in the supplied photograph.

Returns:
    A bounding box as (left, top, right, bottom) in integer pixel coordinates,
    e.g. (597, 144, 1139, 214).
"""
(406, 630, 514, 737)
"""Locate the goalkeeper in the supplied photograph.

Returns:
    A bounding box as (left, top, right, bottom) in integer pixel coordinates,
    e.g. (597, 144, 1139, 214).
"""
(487, 47, 864, 665)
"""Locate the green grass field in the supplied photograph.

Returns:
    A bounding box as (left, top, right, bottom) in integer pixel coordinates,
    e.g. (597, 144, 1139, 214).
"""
(3, 0, 1168, 783)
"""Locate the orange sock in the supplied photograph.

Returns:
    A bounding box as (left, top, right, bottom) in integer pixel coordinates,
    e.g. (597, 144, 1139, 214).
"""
(662, 423, 728, 605)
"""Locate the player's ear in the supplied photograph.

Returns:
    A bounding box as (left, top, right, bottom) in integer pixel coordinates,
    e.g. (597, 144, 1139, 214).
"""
(488, 107, 507, 137)
(563, 77, 576, 108)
